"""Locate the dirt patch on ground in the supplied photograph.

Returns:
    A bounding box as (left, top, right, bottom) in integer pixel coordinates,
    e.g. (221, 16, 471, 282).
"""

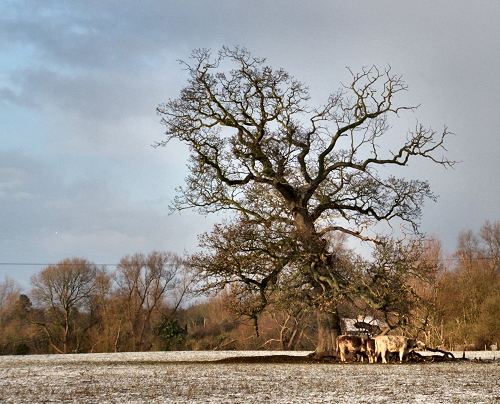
(215, 354, 320, 364)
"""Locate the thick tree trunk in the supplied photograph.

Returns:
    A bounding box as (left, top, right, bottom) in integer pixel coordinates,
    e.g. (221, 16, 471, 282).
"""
(315, 308, 341, 358)
(292, 210, 343, 358)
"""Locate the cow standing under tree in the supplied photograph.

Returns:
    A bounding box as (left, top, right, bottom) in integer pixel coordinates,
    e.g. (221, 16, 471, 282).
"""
(374, 335, 426, 363)
(337, 335, 377, 363)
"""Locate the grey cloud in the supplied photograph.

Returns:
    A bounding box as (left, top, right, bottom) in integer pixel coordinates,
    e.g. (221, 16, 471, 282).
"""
(5, 67, 171, 120)
(1, 1, 239, 70)
(0, 87, 26, 105)
(3, 1, 498, 74)
(0, 151, 212, 267)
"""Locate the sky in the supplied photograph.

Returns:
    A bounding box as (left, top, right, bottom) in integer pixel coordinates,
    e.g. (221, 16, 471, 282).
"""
(1, 0, 499, 288)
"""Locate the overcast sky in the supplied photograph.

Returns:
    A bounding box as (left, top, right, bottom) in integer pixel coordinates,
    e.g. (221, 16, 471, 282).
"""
(1, 0, 499, 287)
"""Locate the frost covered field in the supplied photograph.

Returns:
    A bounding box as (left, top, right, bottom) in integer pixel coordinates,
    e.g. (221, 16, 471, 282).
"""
(0, 351, 498, 403)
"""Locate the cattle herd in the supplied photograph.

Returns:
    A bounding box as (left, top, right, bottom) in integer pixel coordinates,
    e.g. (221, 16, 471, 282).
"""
(337, 335, 426, 363)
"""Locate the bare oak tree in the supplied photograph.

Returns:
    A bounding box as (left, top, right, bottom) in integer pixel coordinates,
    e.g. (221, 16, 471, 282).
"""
(157, 47, 452, 356)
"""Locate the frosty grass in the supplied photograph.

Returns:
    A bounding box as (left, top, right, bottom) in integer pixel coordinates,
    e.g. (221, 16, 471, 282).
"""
(1, 351, 498, 403)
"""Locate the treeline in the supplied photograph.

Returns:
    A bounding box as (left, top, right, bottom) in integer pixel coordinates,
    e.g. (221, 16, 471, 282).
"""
(417, 221, 499, 350)
(0, 252, 190, 355)
(0, 221, 498, 355)
(0, 250, 315, 355)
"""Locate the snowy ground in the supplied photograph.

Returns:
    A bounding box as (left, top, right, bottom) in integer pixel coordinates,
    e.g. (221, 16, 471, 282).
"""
(0, 351, 498, 403)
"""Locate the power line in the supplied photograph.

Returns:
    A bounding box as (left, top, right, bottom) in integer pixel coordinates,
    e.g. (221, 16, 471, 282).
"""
(0, 256, 496, 270)
(0, 262, 119, 266)
(0, 262, 119, 270)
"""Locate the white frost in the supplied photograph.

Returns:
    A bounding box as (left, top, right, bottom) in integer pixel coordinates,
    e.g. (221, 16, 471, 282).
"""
(0, 351, 498, 403)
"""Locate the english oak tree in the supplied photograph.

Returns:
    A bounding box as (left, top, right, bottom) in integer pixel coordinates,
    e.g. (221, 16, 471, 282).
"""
(157, 47, 452, 356)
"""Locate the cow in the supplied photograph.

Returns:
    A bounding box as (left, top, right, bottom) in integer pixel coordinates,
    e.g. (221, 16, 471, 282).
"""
(374, 335, 425, 363)
(337, 335, 369, 362)
(365, 338, 376, 363)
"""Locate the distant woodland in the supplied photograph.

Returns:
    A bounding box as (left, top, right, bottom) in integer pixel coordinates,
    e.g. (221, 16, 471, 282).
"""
(0, 221, 498, 355)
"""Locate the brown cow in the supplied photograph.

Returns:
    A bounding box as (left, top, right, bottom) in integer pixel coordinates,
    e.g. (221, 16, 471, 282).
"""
(337, 335, 368, 362)
(374, 335, 424, 363)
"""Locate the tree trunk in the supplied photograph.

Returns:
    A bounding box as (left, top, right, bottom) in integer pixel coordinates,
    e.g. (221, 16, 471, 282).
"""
(35, 322, 64, 354)
(315, 308, 341, 358)
(63, 311, 70, 354)
(114, 320, 122, 352)
(293, 210, 343, 358)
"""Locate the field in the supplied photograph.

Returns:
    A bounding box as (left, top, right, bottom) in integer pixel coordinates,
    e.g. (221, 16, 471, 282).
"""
(0, 351, 498, 403)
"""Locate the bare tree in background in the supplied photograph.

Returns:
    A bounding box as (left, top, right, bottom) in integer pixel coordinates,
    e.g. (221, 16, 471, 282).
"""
(0, 277, 20, 330)
(31, 258, 99, 353)
(480, 220, 500, 272)
(157, 47, 452, 356)
(427, 221, 500, 350)
(0, 277, 19, 314)
(114, 251, 182, 351)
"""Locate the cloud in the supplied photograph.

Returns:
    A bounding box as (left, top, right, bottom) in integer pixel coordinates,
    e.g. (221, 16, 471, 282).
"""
(0, 0, 499, 290)
(0, 151, 213, 264)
